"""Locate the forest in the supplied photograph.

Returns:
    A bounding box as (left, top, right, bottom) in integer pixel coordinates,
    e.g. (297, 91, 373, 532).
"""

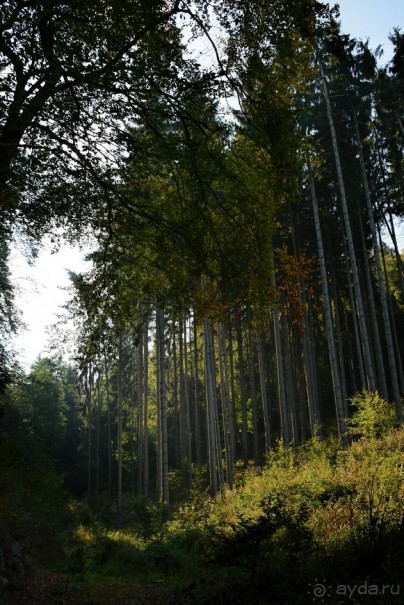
(0, 1, 403, 603)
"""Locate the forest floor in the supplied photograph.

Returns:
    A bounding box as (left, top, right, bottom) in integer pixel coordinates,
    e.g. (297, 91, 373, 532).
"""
(0, 570, 189, 605)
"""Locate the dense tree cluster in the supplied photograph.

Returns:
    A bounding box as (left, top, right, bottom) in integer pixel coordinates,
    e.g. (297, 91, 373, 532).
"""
(0, 2, 403, 512)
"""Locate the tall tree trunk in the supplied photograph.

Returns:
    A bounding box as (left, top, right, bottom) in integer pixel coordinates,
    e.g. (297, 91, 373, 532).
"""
(227, 321, 237, 466)
(211, 329, 224, 488)
(257, 332, 271, 450)
(156, 306, 170, 513)
(183, 315, 193, 486)
(328, 251, 350, 400)
(143, 323, 149, 500)
(309, 163, 347, 439)
(271, 267, 290, 445)
(204, 318, 218, 496)
(117, 335, 123, 517)
(193, 312, 202, 466)
(344, 237, 367, 390)
(217, 322, 233, 487)
(172, 320, 180, 467)
(289, 210, 316, 440)
(319, 58, 376, 391)
(236, 316, 249, 465)
(292, 324, 310, 442)
(301, 303, 321, 437)
(353, 112, 402, 415)
(95, 369, 100, 505)
(378, 229, 404, 403)
(137, 332, 144, 496)
(104, 356, 112, 498)
(178, 317, 187, 463)
(87, 364, 92, 498)
(247, 325, 259, 463)
(282, 315, 298, 446)
(357, 212, 389, 399)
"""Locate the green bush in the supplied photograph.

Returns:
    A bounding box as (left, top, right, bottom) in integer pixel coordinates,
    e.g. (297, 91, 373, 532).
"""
(30, 415, 403, 604)
(348, 390, 397, 439)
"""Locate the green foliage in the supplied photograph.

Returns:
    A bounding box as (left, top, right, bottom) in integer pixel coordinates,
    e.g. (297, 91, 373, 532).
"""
(159, 427, 403, 601)
(0, 357, 85, 565)
(0, 423, 71, 564)
(1, 4, 404, 602)
(0, 0, 209, 236)
(63, 522, 148, 576)
(9, 424, 397, 603)
(348, 390, 397, 439)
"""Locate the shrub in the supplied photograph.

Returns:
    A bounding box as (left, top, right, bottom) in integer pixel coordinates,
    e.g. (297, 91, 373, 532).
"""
(348, 390, 397, 439)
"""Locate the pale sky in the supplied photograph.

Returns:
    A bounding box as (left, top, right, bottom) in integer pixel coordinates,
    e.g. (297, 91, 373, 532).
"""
(10, 237, 92, 369)
(9, 1, 404, 369)
(335, 0, 403, 62)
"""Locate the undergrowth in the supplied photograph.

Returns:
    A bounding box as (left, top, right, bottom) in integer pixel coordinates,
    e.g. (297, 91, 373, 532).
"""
(2, 390, 403, 603)
(56, 392, 403, 603)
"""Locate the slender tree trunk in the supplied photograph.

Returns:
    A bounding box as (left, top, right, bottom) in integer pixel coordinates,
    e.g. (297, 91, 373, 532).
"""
(87, 364, 92, 498)
(172, 320, 180, 467)
(156, 306, 170, 513)
(217, 322, 233, 487)
(179, 317, 187, 463)
(378, 229, 404, 412)
(309, 163, 347, 439)
(117, 335, 123, 518)
(236, 316, 249, 464)
(211, 329, 224, 488)
(353, 112, 402, 417)
(282, 315, 298, 446)
(301, 303, 321, 436)
(183, 315, 193, 486)
(356, 212, 388, 399)
(319, 58, 376, 391)
(289, 211, 316, 440)
(95, 370, 100, 505)
(137, 332, 144, 496)
(204, 318, 218, 496)
(227, 321, 237, 467)
(143, 323, 149, 500)
(257, 332, 271, 450)
(292, 324, 310, 442)
(193, 312, 202, 466)
(247, 325, 259, 463)
(104, 356, 112, 498)
(271, 266, 290, 444)
(344, 240, 367, 390)
(329, 252, 349, 401)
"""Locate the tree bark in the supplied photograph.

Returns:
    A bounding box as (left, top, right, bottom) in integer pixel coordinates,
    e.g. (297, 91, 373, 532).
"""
(353, 112, 402, 413)
(236, 316, 249, 464)
(247, 325, 259, 463)
(308, 163, 347, 439)
(117, 335, 123, 517)
(319, 58, 376, 392)
(156, 306, 170, 513)
(257, 332, 271, 450)
(204, 318, 218, 496)
(217, 322, 233, 487)
(143, 323, 149, 500)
